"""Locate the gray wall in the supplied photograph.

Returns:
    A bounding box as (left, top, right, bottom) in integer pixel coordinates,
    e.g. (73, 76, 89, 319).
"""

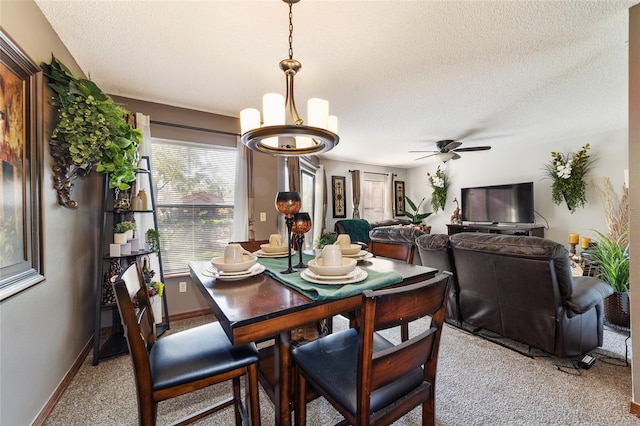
(1, 2, 101, 424)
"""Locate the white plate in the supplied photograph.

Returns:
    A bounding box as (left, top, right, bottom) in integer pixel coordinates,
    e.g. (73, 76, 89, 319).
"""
(203, 264, 265, 281)
(253, 249, 297, 258)
(300, 267, 368, 285)
(342, 250, 373, 260)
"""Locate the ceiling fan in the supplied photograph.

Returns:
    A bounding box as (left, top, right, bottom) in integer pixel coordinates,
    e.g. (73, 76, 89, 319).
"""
(410, 139, 492, 162)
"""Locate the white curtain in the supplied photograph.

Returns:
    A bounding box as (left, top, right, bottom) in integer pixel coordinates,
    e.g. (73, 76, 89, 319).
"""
(134, 113, 159, 275)
(232, 137, 249, 241)
(384, 173, 394, 219)
(313, 165, 325, 246)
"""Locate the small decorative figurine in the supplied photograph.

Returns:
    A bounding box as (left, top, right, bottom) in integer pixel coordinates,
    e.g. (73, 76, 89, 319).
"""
(450, 198, 462, 224)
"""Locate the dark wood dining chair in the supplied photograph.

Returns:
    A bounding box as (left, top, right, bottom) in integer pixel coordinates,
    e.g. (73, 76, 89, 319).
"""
(230, 239, 269, 253)
(112, 263, 261, 426)
(368, 239, 417, 341)
(292, 272, 451, 426)
(368, 240, 416, 264)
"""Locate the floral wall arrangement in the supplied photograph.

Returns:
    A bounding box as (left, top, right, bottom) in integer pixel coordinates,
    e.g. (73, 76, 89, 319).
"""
(427, 165, 449, 213)
(544, 144, 593, 213)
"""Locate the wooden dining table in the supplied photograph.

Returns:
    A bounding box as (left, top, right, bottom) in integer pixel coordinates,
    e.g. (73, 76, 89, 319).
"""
(189, 256, 437, 426)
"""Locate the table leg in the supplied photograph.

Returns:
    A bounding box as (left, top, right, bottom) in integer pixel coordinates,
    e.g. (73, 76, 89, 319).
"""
(275, 331, 292, 426)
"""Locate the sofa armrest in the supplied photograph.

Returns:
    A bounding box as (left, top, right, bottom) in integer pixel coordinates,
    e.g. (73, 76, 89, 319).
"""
(563, 276, 614, 314)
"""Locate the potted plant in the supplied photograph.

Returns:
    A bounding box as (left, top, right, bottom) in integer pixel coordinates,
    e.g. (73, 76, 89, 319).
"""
(314, 232, 337, 249)
(146, 228, 161, 252)
(587, 231, 629, 327)
(114, 221, 136, 242)
(404, 196, 432, 226)
(41, 55, 142, 207)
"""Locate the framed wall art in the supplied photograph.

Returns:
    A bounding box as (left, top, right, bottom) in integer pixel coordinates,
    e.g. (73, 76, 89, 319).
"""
(0, 31, 44, 300)
(394, 180, 405, 216)
(332, 176, 346, 218)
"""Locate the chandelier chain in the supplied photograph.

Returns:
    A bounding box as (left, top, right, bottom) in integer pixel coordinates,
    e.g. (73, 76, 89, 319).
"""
(288, 1, 294, 60)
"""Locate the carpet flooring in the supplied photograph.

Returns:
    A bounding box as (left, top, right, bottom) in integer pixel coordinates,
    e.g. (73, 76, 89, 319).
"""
(43, 315, 639, 425)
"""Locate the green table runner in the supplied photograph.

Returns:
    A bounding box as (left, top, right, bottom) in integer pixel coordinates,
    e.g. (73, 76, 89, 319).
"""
(257, 254, 403, 301)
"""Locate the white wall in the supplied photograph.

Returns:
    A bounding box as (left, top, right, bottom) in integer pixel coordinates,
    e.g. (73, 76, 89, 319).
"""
(406, 129, 628, 244)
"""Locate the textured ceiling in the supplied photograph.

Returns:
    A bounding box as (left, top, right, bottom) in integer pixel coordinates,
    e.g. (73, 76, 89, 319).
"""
(35, 0, 638, 168)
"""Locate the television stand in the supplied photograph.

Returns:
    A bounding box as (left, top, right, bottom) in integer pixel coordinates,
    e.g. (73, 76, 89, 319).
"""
(447, 223, 544, 238)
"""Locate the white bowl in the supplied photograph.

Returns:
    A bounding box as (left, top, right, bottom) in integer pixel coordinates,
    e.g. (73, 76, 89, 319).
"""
(260, 243, 289, 254)
(338, 243, 361, 256)
(308, 258, 357, 276)
(211, 254, 258, 273)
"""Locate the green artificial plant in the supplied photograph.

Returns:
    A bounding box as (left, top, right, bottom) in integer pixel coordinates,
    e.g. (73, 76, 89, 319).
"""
(587, 230, 629, 293)
(41, 55, 142, 191)
(114, 221, 136, 234)
(404, 196, 432, 225)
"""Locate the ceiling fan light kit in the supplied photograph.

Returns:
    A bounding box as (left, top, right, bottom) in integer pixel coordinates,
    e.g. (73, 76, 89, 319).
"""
(240, 0, 339, 156)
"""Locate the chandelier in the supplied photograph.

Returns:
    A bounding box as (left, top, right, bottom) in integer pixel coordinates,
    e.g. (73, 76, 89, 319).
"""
(240, 0, 339, 156)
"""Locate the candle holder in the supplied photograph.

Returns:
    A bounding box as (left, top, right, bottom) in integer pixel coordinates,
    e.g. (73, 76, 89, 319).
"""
(568, 233, 579, 256)
(292, 212, 312, 269)
(275, 192, 302, 274)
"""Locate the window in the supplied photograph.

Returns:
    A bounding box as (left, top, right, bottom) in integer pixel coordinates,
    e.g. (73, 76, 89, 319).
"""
(151, 139, 236, 274)
(362, 175, 386, 223)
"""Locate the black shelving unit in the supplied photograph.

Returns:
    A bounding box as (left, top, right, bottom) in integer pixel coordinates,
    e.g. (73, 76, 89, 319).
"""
(92, 156, 169, 365)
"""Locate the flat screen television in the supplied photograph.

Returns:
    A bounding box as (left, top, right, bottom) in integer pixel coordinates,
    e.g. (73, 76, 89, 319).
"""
(460, 182, 535, 224)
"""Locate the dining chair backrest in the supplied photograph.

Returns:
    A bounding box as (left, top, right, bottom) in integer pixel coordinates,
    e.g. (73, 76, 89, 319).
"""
(368, 240, 415, 264)
(115, 263, 157, 370)
(358, 273, 450, 420)
(230, 240, 269, 253)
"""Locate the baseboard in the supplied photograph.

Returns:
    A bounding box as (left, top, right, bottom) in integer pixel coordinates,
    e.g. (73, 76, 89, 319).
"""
(169, 308, 213, 322)
(32, 339, 93, 426)
(630, 400, 640, 417)
(34, 309, 214, 425)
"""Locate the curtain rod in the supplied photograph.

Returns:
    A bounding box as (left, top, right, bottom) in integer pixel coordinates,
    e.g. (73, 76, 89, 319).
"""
(150, 120, 239, 137)
(349, 170, 397, 177)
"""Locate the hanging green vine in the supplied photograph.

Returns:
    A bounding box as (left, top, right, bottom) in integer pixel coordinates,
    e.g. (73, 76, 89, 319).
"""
(41, 55, 141, 207)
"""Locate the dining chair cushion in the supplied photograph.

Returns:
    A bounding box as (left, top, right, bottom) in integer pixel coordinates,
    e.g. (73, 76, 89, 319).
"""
(150, 322, 259, 391)
(292, 328, 425, 415)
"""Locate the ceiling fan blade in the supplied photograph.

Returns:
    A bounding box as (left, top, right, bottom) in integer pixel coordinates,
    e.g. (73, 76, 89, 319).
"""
(453, 128, 485, 141)
(442, 140, 462, 151)
(414, 153, 438, 161)
(451, 153, 462, 160)
(408, 150, 438, 153)
(453, 146, 492, 152)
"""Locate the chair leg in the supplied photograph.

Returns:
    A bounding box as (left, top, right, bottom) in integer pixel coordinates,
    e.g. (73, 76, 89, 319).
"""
(231, 377, 242, 426)
(246, 363, 261, 426)
(422, 396, 435, 426)
(295, 367, 307, 426)
(401, 323, 409, 341)
(138, 396, 156, 426)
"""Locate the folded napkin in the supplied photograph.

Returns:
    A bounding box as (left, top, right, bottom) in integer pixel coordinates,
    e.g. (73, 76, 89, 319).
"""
(257, 255, 403, 301)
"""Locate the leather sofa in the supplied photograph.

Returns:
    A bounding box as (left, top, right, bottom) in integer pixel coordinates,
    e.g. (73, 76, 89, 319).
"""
(416, 233, 613, 357)
(334, 218, 413, 246)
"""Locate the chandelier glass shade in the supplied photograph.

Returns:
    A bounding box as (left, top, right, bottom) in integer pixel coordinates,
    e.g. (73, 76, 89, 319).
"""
(240, 0, 339, 156)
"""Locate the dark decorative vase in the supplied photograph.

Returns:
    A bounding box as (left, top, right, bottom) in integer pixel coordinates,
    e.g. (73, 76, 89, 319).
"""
(604, 291, 630, 329)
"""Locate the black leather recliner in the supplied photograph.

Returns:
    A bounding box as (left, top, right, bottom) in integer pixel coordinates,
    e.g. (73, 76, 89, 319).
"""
(417, 232, 613, 357)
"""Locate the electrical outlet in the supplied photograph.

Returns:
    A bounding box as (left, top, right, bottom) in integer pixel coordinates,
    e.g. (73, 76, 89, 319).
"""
(260, 212, 267, 222)
(179, 281, 187, 293)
